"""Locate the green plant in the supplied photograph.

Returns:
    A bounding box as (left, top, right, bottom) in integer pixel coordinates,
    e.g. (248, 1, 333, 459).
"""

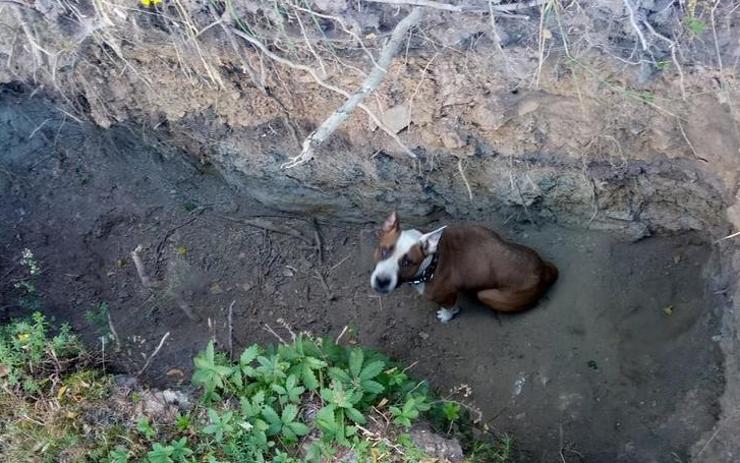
(202, 409, 234, 443)
(0, 312, 85, 394)
(85, 302, 110, 337)
(105, 446, 131, 463)
(137, 417, 157, 440)
(13, 248, 41, 311)
(146, 438, 193, 463)
(390, 394, 431, 428)
(192, 341, 235, 401)
(685, 16, 706, 36)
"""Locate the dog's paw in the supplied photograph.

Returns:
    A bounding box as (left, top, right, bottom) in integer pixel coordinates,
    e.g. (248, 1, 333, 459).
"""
(436, 307, 459, 323)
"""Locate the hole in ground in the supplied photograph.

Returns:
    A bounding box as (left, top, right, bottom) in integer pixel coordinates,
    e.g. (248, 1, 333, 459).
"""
(0, 93, 727, 462)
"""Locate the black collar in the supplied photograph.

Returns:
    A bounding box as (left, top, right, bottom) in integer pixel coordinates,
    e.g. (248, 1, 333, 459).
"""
(407, 253, 439, 286)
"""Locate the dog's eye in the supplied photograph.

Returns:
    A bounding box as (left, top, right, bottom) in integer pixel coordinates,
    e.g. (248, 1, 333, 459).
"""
(380, 247, 391, 259)
(401, 256, 411, 267)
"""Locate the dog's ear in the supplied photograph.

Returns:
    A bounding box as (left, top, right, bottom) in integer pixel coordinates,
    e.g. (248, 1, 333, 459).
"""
(419, 226, 447, 254)
(381, 211, 400, 234)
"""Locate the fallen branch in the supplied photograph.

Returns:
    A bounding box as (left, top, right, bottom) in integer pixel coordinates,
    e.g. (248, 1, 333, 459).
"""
(282, 7, 423, 167)
(219, 215, 313, 244)
(107, 312, 121, 352)
(622, 0, 648, 51)
(227, 300, 235, 361)
(131, 245, 160, 289)
(229, 27, 415, 161)
(364, 0, 546, 14)
(137, 331, 170, 376)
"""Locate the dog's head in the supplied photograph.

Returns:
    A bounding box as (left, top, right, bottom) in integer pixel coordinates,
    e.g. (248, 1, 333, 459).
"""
(370, 211, 446, 294)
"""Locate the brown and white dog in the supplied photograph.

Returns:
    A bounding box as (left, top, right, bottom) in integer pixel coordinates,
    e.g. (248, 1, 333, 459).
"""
(370, 211, 558, 322)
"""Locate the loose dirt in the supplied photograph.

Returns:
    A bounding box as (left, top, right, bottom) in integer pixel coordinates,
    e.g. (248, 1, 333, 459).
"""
(0, 92, 727, 462)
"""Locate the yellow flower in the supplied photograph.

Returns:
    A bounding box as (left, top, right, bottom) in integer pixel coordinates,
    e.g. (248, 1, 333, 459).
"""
(17, 333, 30, 343)
(140, 0, 163, 6)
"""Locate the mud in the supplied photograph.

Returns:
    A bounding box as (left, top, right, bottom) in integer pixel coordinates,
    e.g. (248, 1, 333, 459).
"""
(0, 91, 731, 462)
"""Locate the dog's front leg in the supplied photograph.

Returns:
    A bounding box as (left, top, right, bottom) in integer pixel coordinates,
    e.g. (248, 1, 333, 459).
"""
(430, 293, 460, 323)
(436, 306, 460, 323)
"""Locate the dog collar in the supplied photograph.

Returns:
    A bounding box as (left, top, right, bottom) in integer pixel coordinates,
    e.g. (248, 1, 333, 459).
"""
(407, 253, 439, 286)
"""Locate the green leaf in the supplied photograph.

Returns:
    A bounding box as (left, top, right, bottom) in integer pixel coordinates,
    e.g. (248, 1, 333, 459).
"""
(349, 348, 363, 378)
(345, 406, 366, 424)
(302, 365, 318, 390)
(315, 405, 336, 432)
(361, 379, 384, 394)
(262, 405, 283, 434)
(240, 344, 261, 365)
(281, 403, 298, 424)
(288, 421, 310, 436)
(359, 360, 385, 381)
(328, 367, 352, 384)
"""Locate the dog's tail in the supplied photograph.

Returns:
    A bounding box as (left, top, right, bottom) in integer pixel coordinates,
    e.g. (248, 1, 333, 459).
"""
(542, 261, 559, 287)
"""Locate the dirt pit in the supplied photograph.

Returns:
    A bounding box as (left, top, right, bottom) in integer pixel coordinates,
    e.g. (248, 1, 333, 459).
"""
(0, 93, 728, 462)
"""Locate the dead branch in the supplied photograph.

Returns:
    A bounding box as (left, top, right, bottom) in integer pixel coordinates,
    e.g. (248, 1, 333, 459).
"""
(364, 0, 547, 14)
(227, 300, 235, 361)
(107, 312, 121, 352)
(622, 0, 648, 51)
(131, 245, 160, 289)
(281, 7, 423, 168)
(313, 269, 336, 301)
(228, 27, 414, 161)
(219, 215, 313, 244)
(312, 218, 324, 265)
(137, 331, 170, 376)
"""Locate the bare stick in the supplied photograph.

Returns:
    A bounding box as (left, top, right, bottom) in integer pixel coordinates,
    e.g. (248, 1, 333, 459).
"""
(219, 215, 313, 244)
(623, 0, 648, 51)
(314, 270, 336, 301)
(364, 0, 546, 13)
(715, 231, 740, 243)
(335, 325, 349, 344)
(263, 324, 287, 344)
(457, 159, 474, 201)
(107, 312, 121, 352)
(280, 7, 424, 168)
(229, 27, 415, 161)
(312, 218, 324, 265)
(227, 300, 235, 360)
(137, 332, 170, 376)
(131, 245, 160, 289)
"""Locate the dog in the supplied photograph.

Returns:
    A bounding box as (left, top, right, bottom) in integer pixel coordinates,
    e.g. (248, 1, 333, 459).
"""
(370, 211, 558, 322)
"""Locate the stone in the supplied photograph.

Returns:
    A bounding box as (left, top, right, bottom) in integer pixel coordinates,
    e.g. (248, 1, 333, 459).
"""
(410, 425, 464, 462)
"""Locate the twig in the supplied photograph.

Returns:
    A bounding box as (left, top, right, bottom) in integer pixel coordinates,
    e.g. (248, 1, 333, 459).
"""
(312, 218, 324, 265)
(227, 300, 235, 361)
(364, 0, 547, 13)
(335, 325, 349, 344)
(313, 270, 336, 301)
(263, 323, 287, 344)
(219, 215, 313, 244)
(330, 254, 351, 272)
(107, 312, 121, 352)
(131, 245, 160, 289)
(137, 332, 170, 376)
(229, 27, 415, 162)
(280, 8, 424, 168)
(623, 0, 648, 51)
(175, 296, 199, 321)
(715, 231, 740, 243)
(457, 158, 474, 201)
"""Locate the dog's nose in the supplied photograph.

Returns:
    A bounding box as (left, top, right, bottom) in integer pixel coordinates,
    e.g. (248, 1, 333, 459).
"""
(374, 276, 392, 291)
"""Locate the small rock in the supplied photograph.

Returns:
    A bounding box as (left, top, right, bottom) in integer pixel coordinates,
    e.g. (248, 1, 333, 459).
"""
(410, 424, 464, 462)
(419, 331, 430, 340)
(380, 104, 411, 134)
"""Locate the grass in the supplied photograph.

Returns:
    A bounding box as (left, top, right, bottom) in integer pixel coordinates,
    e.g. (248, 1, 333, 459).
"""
(0, 311, 512, 462)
